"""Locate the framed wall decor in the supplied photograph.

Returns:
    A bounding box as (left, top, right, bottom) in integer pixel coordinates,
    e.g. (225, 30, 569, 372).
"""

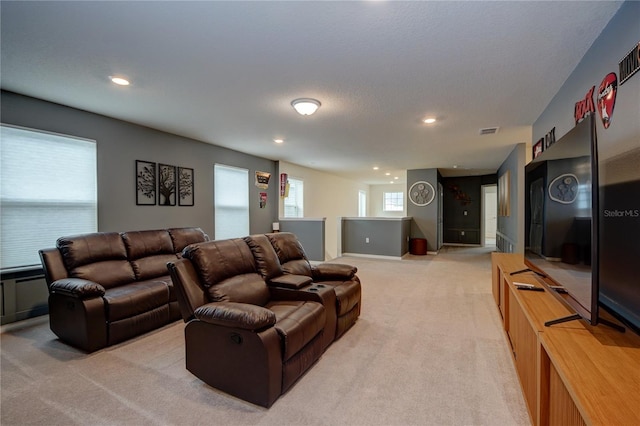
(408, 181, 436, 206)
(498, 170, 511, 217)
(533, 138, 544, 159)
(136, 160, 156, 205)
(158, 164, 176, 206)
(178, 167, 194, 206)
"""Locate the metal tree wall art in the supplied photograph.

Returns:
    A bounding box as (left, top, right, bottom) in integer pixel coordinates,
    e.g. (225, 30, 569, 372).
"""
(178, 167, 194, 206)
(136, 160, 156, 205)
(158, 164, 176, 206)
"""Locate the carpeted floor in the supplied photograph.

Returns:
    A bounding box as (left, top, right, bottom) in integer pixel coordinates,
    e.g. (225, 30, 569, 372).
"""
(1, 246, 530, 425)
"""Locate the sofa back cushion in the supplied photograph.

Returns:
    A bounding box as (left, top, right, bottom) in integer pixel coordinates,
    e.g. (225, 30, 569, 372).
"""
(243, 234, 283, 280)
(121, 230, 178, 280)
(266, 232, 313, 276)
(57, 232, 135, 289)
(168, 227, 209, 254)
(182, 239, 270, 306)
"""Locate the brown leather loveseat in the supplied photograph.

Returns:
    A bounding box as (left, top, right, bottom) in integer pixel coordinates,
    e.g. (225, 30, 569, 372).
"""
(167, 232, 361, 407)
(39, 227, 208, 352)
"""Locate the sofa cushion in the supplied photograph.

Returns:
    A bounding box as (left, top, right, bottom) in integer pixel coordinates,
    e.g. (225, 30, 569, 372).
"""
(266, 300, 325, 361)
(70, 260, 135, 289)
(183, 239, 270, 306)
(103, 279, 171, 322)
(267, 233, 313, 276)
(168, 227, 208, 254)
(243, 235, 283, 280)
(57, 232, 134, 289)
(281, 259, 313, 276)
(121, 230, 173, 259)
(122, 230, 179, 280)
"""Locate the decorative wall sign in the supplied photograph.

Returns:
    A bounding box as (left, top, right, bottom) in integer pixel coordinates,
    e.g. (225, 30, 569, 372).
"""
(597, 72, 618, 129)
(533, 138, 544, 159)
(158, 164, 176, 206)
(136, 160, 156, 205)
(619, 41, 640, 85)
(548, 174, 580, 204)
(178, 167, 194, 206)
(409, 181, 435, 206)
(574, 86, 595, 124)
(280, 173, 288, 197)
(544, 127, 556, 149)
(255, 171, 271, 189)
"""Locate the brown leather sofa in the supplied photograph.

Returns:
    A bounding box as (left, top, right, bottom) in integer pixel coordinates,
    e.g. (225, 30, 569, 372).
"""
(247, 232, 361, 339)
(167, 233, 361, 407)
(39, 227, 208, 352)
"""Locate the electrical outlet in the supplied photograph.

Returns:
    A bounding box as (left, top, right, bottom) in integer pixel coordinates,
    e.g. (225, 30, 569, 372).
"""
(464, 210, 468, 216)
(365, 237, 370, 243)
(461, 231, 465, 236)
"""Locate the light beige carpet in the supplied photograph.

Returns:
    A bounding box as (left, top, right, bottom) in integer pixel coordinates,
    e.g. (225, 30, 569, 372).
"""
(1, 246, 529, 425)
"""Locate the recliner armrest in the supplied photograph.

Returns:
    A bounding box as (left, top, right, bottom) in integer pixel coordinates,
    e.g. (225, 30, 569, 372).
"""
(194, 302, 276, 331)
(49, 278, 105, 298)
(312, 263, 357, 280)
(268, 274, 313, 289)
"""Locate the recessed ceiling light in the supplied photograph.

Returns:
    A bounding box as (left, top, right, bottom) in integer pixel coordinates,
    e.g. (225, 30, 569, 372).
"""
(394, 176, 398, 180)
(274, 139, 284, 144)
(110, 76, 130, 86)
(389, 181, 394, 184)
(423, 117, 436, 124)
(385, 172, 390, 176)
(373, 166, 379, 170)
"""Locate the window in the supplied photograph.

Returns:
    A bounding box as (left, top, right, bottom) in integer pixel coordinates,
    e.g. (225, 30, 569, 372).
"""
(358, 190, 367, 217)
(383, 191, 404, 211)
(0, 125, 97, 270)
(214, 164, 249, 239)
(284, 177, 304, 218)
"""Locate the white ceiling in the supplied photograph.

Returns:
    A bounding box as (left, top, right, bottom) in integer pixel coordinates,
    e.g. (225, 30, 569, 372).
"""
(0, 1, 623, 184)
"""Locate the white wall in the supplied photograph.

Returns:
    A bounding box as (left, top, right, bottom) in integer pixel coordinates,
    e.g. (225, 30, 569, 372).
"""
(277, 161, 369, 260)
(369, 184, 407, 217)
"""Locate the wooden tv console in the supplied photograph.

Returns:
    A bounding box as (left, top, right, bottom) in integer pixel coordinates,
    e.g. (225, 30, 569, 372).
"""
(491, 253, 640, 426)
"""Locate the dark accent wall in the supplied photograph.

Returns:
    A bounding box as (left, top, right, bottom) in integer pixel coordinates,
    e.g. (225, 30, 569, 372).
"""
(1, 91, 278, 238)
(442, 175, 496, 245)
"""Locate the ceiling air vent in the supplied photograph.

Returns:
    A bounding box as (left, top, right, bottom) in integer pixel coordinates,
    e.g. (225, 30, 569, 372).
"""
(479, 127, 500, 135)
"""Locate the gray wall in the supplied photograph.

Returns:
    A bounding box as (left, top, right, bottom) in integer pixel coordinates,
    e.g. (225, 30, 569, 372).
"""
(497, 143, 527, 253)
(342, 217, 411, 257)
(278, 219, 325, 262)
(1, 91, 278, 238)
(406, 168, 439, 252)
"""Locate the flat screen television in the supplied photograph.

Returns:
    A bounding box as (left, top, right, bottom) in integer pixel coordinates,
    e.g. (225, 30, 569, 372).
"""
(524, 114, 601, 327)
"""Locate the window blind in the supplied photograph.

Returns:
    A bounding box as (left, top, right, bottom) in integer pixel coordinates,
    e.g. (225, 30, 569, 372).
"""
(1, 125, 97, 270)
(214, 164, 249, 239)
(284, 178, 303, 218)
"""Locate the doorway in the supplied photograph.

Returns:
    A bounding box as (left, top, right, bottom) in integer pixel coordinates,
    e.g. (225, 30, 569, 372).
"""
(482, 185, 497, 247)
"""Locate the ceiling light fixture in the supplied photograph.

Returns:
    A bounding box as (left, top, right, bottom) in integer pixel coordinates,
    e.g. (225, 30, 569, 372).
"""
(423, 117, 436, 124)
(274, 139, 284, 144)
(291, 98, 321, 116)
(110, 76, 130, 86)
(373, 166, 379, 170)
